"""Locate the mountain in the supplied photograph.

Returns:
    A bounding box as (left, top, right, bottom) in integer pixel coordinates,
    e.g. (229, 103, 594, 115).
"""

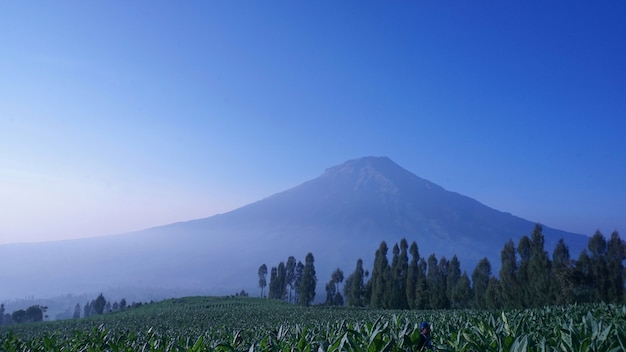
(0, 156, 590, 308)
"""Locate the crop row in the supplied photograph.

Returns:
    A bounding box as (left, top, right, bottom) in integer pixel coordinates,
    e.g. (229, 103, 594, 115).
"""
(1, 297, 625, 351)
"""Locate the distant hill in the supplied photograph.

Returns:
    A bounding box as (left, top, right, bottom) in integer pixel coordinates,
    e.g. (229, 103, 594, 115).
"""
(0, 156, 590, 306)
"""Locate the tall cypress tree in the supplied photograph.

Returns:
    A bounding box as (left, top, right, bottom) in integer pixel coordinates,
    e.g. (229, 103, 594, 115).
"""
(552, 238, 575, 305)
(472, 257, 492, 309)
(293, 261, 305, 304)
(452, 272, 473, 309)
(499, 239, 521, 308)
(446, 255, 462, 309)
(485, 277, 502, 310)
(528, 224, 552, 306)
(258, 264, 268, 298)
(588, 231, 609, 302)
(416, 258, 429, 309)
(268, 266, 278, 299)
(285, 256, 297, 303)
(437, 257, 450, 309)
(426, 254, 439, 309)
(299, 253, 317, 306)
(370, 241, 390, 309)
(517, 235, 532, 307)
(574, 250, 593, 302)
(606, 231, 624, 303)
(390, 240, 409, 309)
(277, 261, 287, 301)
(345, 258, 366, 307)
(406, 241, 420, 309)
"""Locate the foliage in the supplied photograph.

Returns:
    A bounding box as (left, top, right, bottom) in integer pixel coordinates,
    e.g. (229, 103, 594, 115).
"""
(299, 253, 317, 306)
(1, 297, 625, 351)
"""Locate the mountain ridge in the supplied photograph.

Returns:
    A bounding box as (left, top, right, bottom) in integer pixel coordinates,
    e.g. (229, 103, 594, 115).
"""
(0, 156, 590, 309)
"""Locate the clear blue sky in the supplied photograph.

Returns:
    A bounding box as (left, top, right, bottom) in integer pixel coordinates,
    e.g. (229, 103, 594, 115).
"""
(1, 1, 625, 245)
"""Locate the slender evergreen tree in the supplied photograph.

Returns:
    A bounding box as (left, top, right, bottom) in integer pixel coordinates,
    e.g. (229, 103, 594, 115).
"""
(606, 231, 624, 303)
(93, 293, 106, 315)
(471, 257, 492, 309)
(426, 254, 440, 309)
(452, 272, 473, 309)
(485, 277, 502, 309)
(414, 258, 429, 309)
(406, 241, 420, 309)
(299, 253, 317, 306)
(293, 261, 304, 304)
(258, 264, 268, 298)
(345, 258, 366, 307)
(528, 224, 552, 306)
(73, 304, 81, 319)
(268, 266, 278, 299)
(499, 239, 521, 308)
(517, 235, 532, 307)
(552, 238, 575, 305)
(285, 257, 297, 303)
(574, 250, 593, 302)
(370, 241, 390, 308)
(588, 231, 609, 302)
(446, 255, 462, 309)
(390, 240, 409, 309)
(277, 261, 287, 301)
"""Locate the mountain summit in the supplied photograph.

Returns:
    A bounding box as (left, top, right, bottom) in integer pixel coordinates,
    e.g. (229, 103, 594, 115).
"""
(0, 156, 589, 303)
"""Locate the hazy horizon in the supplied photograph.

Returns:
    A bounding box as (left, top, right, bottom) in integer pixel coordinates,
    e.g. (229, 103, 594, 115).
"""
(1, 1, 625, 245)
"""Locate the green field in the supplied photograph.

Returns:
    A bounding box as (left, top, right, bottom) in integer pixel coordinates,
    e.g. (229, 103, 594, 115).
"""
(1, 297, 625, 351)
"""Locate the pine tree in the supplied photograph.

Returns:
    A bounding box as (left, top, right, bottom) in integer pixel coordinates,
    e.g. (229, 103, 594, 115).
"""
(588, 231, 609, 302)
(285, 257, 297, 303)
(517, 235, 532, 307)
(606, 231, 624, 303)
(277, 262, 287, 301)
(84, 302, 91, 317)
(452, 272, 473, 308)
(370, 241, 390, 309)
(426, 254, 441, 309)
(485, 277, 502, 309)
(258, 264, 268, 298)
(293, 261, 305, 304)
(528, 224, 552, 306)
(345, 259, 366, 307)
(299, 253, 317, 306)
(390, 240, 409, 309)
(414, 258, 429, 309)
(499, 239, 521, 309)
(93, 293, 106, 315)
(552, 238, 575, 305)
(446, 255, 462, 309)
(472, 257, 492, 309)
(437, 257, 450, 309)
(406, 241, 420, 309)
(574, 250, 593, 302)
(268, 266, 278, 299)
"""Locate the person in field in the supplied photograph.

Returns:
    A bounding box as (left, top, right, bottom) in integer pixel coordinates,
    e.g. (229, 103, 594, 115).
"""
(416, 321, 433, 350)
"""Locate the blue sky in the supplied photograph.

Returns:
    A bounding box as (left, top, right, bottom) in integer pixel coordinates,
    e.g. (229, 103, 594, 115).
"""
(1, 1, 625, 245)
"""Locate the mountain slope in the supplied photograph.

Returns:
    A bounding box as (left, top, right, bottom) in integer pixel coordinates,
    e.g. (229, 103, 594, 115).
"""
(0, 156, 590, 303)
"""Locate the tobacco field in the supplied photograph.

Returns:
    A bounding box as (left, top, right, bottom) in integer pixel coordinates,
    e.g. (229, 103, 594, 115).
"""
(1, 297, 625, 351)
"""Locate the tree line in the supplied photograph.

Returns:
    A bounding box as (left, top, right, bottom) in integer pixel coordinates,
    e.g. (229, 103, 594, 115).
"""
(0, 293, 150, 325)
(257, 252, 317, 306)
(0, 303, 47, 324)
(259, 225, 625, 309)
